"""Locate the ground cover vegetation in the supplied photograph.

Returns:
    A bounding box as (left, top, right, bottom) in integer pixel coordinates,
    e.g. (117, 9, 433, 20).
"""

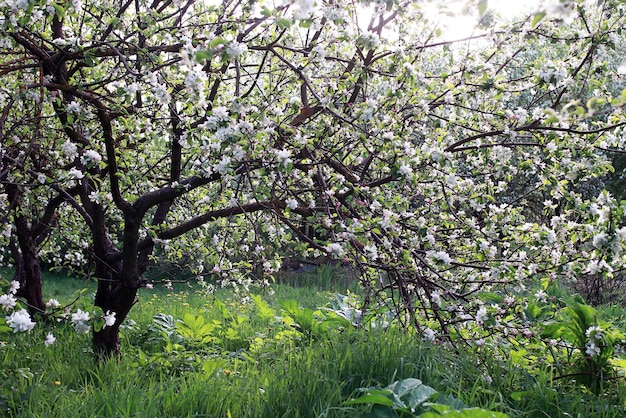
(1, 0, 626, 415)
(1, 271, 625, 417)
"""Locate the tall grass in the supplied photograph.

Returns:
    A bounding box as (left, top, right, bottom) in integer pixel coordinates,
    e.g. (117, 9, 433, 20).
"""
(1, 269, 625, 417)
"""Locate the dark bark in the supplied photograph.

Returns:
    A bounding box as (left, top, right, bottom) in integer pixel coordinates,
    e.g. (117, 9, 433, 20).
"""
(5, 184, 45, 315)
(92, 282, 138, 357)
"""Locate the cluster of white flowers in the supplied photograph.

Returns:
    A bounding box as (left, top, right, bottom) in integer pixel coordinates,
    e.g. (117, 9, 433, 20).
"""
(285, 198, 298, 210)
(326, 242, 344, 257)
(2, 280, 34, 334)
(397, 163, 412, 178)
(61, 140, 78, 159)
(363, 244, 378, 261)
(0, 293, 17, 311)
(68, 167, 84, 180)
(292, 0, 315, 20)
(545, 0, 577, 23)
(215, 155, 231, 175)
(0, 280, 19, 312)
(81, 149, 102, 165)
(430, 291, 442, 308)
(426, 250, 452, 266)
(584, 326, 604, 358)
(225, 41, 248, 59)
(275, 149, 292, 167)
(6, 309, 35, 333)
(71, 309, 90, 333)
(359, 31, 381, 49)
(46, 298, 60, 308)
(475, 306, 488, 324)
(423, 327, 436, 342)
(534, 289, 548, 303)
(538, 61, 568, 85)
(66, 100, 82, 114)
(103, 310, 116, 327)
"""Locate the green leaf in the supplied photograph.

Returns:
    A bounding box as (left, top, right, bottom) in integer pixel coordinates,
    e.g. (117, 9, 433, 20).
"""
(509, 391, 531, 401)
(402, 385, 438, 409)
(251, 294, 276, 320)
(93, 317, 105, 332)
(419, 407, 509, 417)
(531, 12, 546, 28)
(477, 0, 488, 16)
(210, 37, 229, 47)
(361, 404, 400, 418)
(195, 50, 215, 63)
(299, 18, 313, 28)
(344, 391, 395, 406)
(52, 2, 66, 18)
(202, 359, 224, 376)
(277, 18, 292, 29)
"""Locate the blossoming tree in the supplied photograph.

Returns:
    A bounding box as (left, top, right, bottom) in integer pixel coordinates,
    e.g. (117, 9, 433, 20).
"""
(1, 0, 626, 357)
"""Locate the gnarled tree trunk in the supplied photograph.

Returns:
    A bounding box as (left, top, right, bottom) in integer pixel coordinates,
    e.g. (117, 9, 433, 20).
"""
(6, 184, 45, 315)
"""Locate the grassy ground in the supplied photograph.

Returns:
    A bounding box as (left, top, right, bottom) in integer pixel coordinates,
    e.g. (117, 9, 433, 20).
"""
(1, 268, 625, 417)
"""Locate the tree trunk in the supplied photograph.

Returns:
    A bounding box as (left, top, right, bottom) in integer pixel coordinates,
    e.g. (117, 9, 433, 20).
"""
(6, 185, 45, 315)
(92, 282, 138, 358)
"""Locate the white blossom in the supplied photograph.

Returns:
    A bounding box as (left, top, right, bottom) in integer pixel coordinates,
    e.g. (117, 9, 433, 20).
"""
(71, 309, 90, 333)
(66, 100, 82, 114)
(359, 31, 381, 49)
(212, 106, 229, 121)
(81, 149, 102, 165)
(6, 309, 36, 333)
(475, 306, 488, 324)
(215, 155, 231, 174)
(363, 244, 378, 261)
(534, 289, 548, 303)
(286, 198, 298, 210)
(292, 0, 315, 19)
(585, 341, 601, 357)
(326, 242, 344, 257)
(88, 191, 100, 203)
(226, 41, 248, 59)
(61, 140, 78, 159)
(423, 328, 436, 342)
(398, 163, 412, 178)
(45, 298, 60, 308)
(276, 149, 292, 167)
(44, 333, 56, 347)
(426, 250, 452, 265)
(585, 326, 603, 340)
(0, 293, 17, 311)
(9, 280, 20, 294)
(592, 232, 607, 249)
(103, 311, 116, 328)
(431, 291, 442, 307)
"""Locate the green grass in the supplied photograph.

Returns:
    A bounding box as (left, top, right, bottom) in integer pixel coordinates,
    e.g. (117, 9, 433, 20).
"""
(1, 268, 625, 417)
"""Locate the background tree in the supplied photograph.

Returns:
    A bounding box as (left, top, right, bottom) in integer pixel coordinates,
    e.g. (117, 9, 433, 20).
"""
(1, 0, 626, 356)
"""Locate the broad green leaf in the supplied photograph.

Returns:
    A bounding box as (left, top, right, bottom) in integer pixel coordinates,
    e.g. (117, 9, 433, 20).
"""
(419, 407, 509, 417)
(531, 12, 546, 28)
(478, 0, 488, 16)
(344, 391, 395, 406)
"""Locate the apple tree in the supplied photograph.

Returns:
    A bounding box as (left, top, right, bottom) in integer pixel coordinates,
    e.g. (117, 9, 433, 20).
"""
(1, 0, 626, 357)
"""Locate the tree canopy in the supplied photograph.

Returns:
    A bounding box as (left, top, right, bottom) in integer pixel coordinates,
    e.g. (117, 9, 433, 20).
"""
(1, 0, 626, 356)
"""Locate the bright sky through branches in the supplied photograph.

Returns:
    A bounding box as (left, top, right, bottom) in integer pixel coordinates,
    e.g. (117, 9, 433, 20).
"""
(422, 0, 542, 41)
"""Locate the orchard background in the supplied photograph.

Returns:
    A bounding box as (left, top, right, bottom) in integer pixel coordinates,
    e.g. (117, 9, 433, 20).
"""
(1, 0, 626, 416)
